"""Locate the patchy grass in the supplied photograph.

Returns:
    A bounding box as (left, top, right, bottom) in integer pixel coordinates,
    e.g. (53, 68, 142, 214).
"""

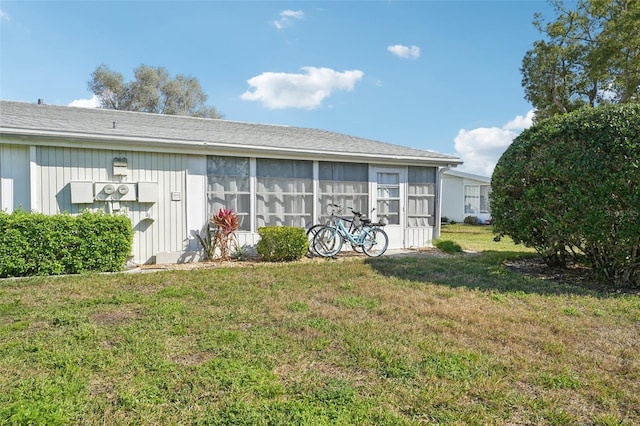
(0, 228, 638, 425)
(441, 223, 537, 253)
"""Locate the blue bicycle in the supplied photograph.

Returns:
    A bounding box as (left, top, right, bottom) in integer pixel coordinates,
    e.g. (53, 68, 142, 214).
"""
(311, 204, 389, 257)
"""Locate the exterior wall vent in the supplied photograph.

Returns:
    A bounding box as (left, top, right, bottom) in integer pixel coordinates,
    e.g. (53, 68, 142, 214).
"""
(113, 157, 128, 176)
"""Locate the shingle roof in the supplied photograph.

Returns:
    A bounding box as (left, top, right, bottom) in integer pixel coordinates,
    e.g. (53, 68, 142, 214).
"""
(0, 100, 461, 164)
(444, 169, 491, 182)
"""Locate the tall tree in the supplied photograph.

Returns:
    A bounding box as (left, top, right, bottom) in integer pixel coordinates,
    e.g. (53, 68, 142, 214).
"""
(88, 64, 223, 118)
(521, 0, 640, 121)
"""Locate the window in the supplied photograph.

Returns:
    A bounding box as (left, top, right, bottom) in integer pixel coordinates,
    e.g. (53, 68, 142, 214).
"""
(256, 159, 313, 228)
(207, 156, 250, 231)
(377, 172, 400, 225)
(408, 166, 436, 227)
(318, 162, 368, 224)
(464, 184, 492, 214)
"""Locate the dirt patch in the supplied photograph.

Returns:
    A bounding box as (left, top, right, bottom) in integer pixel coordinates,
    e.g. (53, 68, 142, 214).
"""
(504, 257, 639, 294)
(136, 248, 448, 272)
(91, 305, 145, 325)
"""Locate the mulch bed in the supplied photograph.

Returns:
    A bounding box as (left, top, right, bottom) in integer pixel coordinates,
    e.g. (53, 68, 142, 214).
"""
(504, 257, 639, 295)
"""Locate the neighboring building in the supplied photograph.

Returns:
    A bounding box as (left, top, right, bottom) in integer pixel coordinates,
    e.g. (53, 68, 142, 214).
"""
(0, 99, 462, 264)
(441, 169, 492, 224)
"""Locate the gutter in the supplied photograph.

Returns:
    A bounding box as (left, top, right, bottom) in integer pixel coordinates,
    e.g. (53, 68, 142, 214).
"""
(1, 128, 463, 167)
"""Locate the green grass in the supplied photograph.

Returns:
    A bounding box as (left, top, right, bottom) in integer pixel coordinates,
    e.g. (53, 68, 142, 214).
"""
(440, 223, 537, 253)
(1, 226, 638, 425)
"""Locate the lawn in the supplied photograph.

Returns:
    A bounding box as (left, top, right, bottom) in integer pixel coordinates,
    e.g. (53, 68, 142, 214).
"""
(1, 225, 638, 425)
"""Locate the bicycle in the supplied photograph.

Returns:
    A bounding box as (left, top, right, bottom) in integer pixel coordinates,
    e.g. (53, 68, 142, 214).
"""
(311, 204, 389, 258)
(306, 204, 368, 256)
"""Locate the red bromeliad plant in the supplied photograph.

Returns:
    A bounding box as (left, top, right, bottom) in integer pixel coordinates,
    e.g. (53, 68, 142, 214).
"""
(212, 208, 239, 260)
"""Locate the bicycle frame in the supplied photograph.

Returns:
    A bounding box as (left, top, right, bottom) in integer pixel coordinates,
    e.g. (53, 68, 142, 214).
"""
(312, 203, 389, 258)
(332, 216, 370, 246)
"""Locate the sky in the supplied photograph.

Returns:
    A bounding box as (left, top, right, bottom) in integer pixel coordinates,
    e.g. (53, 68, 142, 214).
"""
(0, 0, 557, 176)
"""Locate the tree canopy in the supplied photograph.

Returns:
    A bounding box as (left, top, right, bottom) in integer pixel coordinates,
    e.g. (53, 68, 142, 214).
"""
(521, 0, 640, 121)
(88, 64, 223, 119)
(491, 104, 640, 289)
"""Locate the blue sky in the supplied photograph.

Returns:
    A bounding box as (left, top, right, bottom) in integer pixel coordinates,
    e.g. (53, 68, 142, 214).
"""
(0, 1, 556, 176)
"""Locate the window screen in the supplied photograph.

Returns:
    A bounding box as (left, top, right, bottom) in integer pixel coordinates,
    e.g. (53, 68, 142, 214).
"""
(318, 162, 368, 225)
(207, 156, 250, 231)
(408, 166, 436, 227)
(256, 159, 313, 228)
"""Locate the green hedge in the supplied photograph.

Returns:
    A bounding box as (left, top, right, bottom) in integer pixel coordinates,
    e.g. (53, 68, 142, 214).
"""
(0, 210, 133, 278)
(491, 104, 640, 288)
(256, 226, 308, 262)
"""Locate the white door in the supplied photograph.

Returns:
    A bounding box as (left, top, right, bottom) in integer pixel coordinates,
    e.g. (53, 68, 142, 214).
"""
(370, 167, 405, 249)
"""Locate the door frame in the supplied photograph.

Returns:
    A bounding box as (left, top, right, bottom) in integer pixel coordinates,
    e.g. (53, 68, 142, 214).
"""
(369, 165, 405, 249)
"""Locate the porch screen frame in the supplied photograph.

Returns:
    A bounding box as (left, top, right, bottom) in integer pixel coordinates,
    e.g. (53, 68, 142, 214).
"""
(318, 161, 368, 226)
(256, 158, 313, 228)
(407, 166, 437, 227)
(206, 155, 250, 231)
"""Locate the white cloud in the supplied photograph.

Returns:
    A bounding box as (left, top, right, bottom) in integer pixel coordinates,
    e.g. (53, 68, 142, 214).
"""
(274, 10, 304, 29)
(454, 110, 535, 177)
(68, 95, 100, 108)
(240, 66, 364, 109)
(0, 9, 9, 21)
(503, 110, 534, 130)
(387, 44, 420, 60)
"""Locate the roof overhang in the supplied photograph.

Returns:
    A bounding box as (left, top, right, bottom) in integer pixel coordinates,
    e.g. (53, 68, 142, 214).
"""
(1, 127, 463, 167)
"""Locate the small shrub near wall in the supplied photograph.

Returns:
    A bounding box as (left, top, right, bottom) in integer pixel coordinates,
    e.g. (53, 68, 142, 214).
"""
(464, 216, 478, 225)
(0, 210, 133, 278)
(256, 226, 308, 262)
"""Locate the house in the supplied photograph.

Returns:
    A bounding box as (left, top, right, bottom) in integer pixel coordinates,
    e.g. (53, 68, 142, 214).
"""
(0, 99, 462, 264)
(441, 169, 492, 224)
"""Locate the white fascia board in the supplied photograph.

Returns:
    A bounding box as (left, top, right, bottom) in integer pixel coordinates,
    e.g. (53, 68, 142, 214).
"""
(1, 128, 463, 167)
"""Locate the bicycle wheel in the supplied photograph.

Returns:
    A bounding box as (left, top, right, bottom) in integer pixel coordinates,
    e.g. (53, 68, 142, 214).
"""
(312, 226, 343, 257)
(362, 228, 389, 257)
(306, 224, 325, 256)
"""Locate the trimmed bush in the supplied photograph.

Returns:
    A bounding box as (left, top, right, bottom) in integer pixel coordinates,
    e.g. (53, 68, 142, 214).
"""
(434, 239, 463, 254)
(0, 210, 133, 277)
(464, 216, 478, 225)
(256, 226, 308, 262)
(491, 104, 640, 288)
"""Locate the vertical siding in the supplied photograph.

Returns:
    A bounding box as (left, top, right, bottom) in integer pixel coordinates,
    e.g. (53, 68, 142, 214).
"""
(0, 143, 30, 211)
(36, 146, 188, 264)
(405, 227, 434, 249)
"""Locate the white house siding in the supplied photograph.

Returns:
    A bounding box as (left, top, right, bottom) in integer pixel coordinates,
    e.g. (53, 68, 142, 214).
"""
(0, 143, 30, 212)
(405, 227, 434, 249)
(441, 175, 464, 222)
(1, 142, 444, 263)
(35, 146, 188, 264)
(441, 172, 491, 223)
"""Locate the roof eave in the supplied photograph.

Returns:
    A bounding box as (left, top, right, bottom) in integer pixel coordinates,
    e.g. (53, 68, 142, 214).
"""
(1, 127, 463, 166)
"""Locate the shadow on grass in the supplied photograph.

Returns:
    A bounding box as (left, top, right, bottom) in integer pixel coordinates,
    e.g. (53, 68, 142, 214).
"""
(365, 250, 616, 298)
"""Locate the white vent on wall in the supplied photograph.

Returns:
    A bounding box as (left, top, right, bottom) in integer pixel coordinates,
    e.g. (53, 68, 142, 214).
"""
(113, 157, 128, 176)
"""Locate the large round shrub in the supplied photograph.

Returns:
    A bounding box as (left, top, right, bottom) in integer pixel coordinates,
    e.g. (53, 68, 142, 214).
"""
(491, 104, 639, 288)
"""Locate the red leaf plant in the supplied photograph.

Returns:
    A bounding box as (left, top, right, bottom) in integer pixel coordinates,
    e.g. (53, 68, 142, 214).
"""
(212, 208, 239, 260)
